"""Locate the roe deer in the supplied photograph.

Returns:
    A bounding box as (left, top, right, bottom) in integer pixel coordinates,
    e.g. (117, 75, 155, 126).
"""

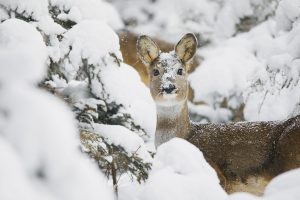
(136, 33, 300, 195)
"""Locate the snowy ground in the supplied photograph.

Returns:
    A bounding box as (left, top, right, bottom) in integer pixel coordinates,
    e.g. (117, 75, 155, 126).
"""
(0, 0, 300, 200)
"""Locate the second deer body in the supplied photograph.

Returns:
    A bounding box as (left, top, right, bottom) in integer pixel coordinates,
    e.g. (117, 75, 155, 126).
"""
(137, 33, 300, 195)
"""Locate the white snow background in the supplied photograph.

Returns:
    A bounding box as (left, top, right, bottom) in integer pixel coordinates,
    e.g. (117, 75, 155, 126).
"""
(0, 0, 300, 200)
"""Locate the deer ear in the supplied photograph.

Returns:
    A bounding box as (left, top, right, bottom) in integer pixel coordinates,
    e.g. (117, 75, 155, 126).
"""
(175, 33, 197, 63)
(137, 35, 160, 66)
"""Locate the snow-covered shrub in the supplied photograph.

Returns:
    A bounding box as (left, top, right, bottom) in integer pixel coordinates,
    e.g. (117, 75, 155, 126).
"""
(47, 14, 155, 197)
(0, 0, 123, 29)
(215, 0, 279, 38)
(185, 0, 300, 122)
(80, 124, 152, 193)
(111, 0, 278, 43)
(54, 20, 155, 136)
(0, 18, 113, 200)
(244, 0, 300, 121)
(52, 21, 155, 191)
(189, 37, 263, 122)
(110, 0, 219, 44)
(0, 0, 156, 194)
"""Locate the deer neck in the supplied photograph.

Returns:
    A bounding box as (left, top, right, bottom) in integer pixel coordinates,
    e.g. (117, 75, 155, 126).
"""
(155, 100, 190, 147)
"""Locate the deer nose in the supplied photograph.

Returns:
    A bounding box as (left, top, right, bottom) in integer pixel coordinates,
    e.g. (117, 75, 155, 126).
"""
(162, 84, 176, 94)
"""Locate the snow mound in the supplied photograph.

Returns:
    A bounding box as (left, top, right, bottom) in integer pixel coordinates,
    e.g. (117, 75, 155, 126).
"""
(264, 168, 300, 197)
(0, 137, 43, 200)
(0, 85, 114, 200)
(140, 138, 227, 200)
(0, 19, 48, 84)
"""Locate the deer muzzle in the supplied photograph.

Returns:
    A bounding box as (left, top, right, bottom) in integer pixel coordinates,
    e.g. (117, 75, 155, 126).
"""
(162, 84, 176, 94)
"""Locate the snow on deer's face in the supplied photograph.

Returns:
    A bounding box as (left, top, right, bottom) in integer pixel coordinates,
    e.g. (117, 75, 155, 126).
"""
(148, 52, 188, 105)
(137, 33, 197, 106)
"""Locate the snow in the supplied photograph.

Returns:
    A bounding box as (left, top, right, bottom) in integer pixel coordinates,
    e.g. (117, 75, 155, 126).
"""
(158, 52, 183, 89)
(115, 0, 219, 43)
(60, 20, 121, 79)
(140, 138, 227, 200)
(0, 0, 49, 20)
(38, 16, 66, 35)
(70, 0, 123, 30)
(0, 19, 48, 84)
(264, 168, 300, 196)
(275, 0, 300, 31)
(0, 7, 9, 21)
(0, 18, 114, 200)
(52, 0, 124, 29)
(82, 123, 152, 162)
(189, 36, 262, 108)
(215, 0, 253, 38)
(244, 85, 300, 121)
(0, 137, 44, 200)
(188, 102, 233, 123)
(0, 85, 114, 200)
(57, 19, 156, 136)
(0, 0, 123, 30)
(96, 62, 156, 136)
(243, 11, 300, 120)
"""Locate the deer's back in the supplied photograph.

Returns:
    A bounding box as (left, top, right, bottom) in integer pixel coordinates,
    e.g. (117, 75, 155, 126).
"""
(187, 116, 300, 194)
(189, 121, 280, 178)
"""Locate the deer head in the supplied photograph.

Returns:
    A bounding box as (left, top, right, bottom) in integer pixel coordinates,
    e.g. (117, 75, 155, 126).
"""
(137, 33, 197, 107)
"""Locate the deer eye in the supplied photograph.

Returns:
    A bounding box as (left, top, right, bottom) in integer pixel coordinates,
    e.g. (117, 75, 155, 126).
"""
(177, 68, 183, 75)
(153, 69, 160, 76)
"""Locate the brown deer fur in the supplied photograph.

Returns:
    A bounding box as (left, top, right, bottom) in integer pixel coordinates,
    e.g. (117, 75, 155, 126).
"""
(136, 33, 300, 195)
